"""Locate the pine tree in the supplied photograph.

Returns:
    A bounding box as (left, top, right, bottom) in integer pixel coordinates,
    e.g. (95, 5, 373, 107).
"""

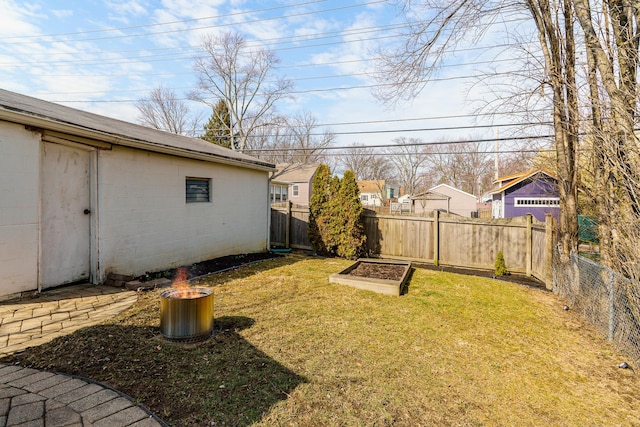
(336, 170, 366, 259)
(308, 166, 367, 258)
(325, 175, 343, 254)
(308, 164, 331, 255)
(494, 251, 508, 277)
(201, 100, 234, 149)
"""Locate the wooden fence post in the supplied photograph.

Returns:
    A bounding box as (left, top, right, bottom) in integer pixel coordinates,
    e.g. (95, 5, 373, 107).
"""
(433, 210, 440, 266)
(526, 214, 532, 277)
(285, 201, 291, 248)
(544, 213, 554, 290)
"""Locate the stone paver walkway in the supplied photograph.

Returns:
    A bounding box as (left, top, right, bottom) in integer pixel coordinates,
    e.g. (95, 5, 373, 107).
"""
(0, 284, 138, 357)
(0, 363, 163, 426)
(0, 284, 166, 426)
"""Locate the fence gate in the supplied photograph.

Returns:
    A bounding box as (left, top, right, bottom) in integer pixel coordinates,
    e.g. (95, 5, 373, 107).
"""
(270, 202, 312, 250)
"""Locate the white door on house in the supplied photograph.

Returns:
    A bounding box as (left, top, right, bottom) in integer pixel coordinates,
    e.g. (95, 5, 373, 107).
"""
(41, 142, 91, 288)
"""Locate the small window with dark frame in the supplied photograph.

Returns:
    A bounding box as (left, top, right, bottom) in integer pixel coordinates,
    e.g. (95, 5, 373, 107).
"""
(186, 177, 211, 203)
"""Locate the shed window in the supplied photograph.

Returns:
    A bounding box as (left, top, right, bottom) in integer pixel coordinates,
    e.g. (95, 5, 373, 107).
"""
(293, 185, 299, 197)
(186, 177, 210, 203)
(361, 195, 368, 201)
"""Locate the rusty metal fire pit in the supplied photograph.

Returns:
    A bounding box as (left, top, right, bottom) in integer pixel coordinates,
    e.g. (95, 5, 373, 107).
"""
(160, 287, 214, 342)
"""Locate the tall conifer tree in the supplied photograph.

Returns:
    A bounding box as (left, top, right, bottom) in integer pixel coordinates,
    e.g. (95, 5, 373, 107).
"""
(336, 170, 366, 259)
(308, 165, 366, 258)
(201, 99, 234, 149)
(309, 164, 331, 255)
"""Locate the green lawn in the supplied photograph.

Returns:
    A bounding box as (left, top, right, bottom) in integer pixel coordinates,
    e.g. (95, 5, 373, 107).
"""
(6, 254, 639, 426)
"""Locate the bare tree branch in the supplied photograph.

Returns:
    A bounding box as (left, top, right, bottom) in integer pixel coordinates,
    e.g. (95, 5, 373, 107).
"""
(190, 32, 294, 151)
(135, 85, 200, 136)
(388, 137, 430, 195)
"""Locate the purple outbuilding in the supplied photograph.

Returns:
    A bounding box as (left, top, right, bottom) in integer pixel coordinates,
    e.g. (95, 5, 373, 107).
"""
(489, 170, 560, 222)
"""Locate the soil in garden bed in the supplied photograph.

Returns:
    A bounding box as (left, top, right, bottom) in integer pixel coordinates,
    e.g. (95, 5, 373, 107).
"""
(348, 263, 407, 281)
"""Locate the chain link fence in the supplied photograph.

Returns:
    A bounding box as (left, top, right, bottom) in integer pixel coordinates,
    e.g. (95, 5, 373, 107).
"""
(553, 250, 640, 365)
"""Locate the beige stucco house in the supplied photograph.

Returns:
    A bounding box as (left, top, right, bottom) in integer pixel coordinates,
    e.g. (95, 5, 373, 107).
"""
(412, 184, 478, 217)
(0, 89, 274, 299)
(270, 163, 319, 206)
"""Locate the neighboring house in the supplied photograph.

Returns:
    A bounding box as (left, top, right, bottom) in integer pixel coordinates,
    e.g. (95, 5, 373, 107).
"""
(0, 89, 274, 299)
(384, 186, 395, 200)
(357, 180, 386, 207)
(390, 193, 412, 214)
(270, 163, 319, 206)
(412, 184, 478, 217)
(489, 170, 560, 221)
(397, 194, 412, 204)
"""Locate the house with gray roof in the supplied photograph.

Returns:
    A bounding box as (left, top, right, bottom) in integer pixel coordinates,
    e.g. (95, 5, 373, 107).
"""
(412, 184, 478, 217)
(270, 163, 319, 206)
(0, 88, 274, 299)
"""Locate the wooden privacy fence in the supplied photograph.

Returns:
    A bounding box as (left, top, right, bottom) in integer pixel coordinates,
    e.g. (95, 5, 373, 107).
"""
(271, 203, 312, 250)
(363, 211, 555, 286)
(270, 203, 556, 286)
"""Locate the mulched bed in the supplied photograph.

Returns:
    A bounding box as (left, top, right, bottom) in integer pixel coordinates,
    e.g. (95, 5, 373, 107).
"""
(138, 252, 281, 282)
(137, 251, 544, 290)
(413, 262, 548, 290)
(348, 262, 407, 281)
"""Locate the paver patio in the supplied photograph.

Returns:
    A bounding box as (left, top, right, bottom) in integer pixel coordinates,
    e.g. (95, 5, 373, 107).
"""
(0, 284, 166, 426)
(0, 284, 138, 357)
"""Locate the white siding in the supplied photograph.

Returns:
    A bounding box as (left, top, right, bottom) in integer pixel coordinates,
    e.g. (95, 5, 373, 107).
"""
(361, 192, 382, 207)
(288, 182, 310, 206)
(0, 122, 40, 296)
(0, 123, 270, 298)
(96, 146, 268, 280)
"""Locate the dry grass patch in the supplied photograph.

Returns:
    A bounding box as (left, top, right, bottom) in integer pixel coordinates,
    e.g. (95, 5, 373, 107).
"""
(3, 254, 639, 426)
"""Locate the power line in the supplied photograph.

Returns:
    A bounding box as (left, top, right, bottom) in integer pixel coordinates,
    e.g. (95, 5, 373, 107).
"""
(1, 2, 528, 51)
(0, 32, 529, 69)
(314, 111, 551, 127)
(247, 148, 555, 157)
(13, 55, 522, 82)
(33, 67, 527, 96)
(243, 121, 552, 138)
(11, 20, 420, 58)
(128, 110, 554, 135)
(243, 134, 554, 152)
(45, 68, 529, 101)
(3, 0, 388, 46)
(0, 0, 330, 40)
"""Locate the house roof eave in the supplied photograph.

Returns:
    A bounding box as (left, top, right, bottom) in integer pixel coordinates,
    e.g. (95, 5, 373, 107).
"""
(489, 169, 557, 195)
(428, 183, 477, 199)
(411, 190, 451, 201)
(0, 90, 275, 172)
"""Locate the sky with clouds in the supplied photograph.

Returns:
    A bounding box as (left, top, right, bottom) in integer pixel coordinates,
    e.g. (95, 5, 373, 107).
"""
(0, 0, 551, 150)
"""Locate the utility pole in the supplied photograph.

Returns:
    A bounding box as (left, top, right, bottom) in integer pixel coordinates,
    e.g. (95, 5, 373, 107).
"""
(494, 128, 499, 180)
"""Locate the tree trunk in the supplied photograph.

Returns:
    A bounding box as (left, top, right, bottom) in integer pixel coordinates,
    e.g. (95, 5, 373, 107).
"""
(526, 0, 580, 260)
